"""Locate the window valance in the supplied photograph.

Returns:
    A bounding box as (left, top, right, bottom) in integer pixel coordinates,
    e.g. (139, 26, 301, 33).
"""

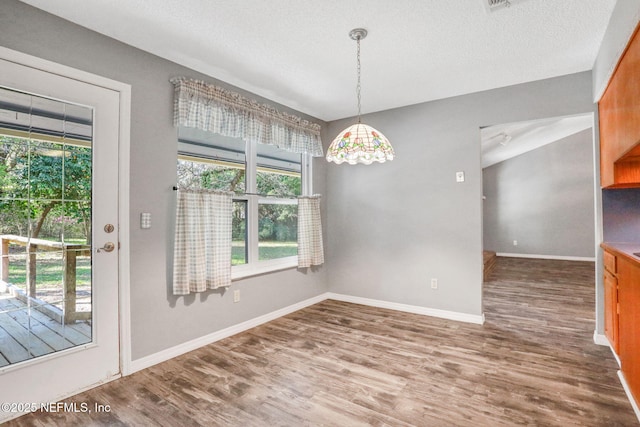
(171, 77, 323, 157)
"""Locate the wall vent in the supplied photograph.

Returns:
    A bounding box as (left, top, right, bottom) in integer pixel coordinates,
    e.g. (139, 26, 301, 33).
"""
(483, 0, 517, 13)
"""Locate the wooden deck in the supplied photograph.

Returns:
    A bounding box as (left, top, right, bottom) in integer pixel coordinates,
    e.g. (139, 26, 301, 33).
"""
(0, 293, 91, 367)
(1, 235, 92, 324)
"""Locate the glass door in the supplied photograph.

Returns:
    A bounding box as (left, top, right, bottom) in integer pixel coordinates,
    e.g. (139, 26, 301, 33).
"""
(0, 53, 121, 420)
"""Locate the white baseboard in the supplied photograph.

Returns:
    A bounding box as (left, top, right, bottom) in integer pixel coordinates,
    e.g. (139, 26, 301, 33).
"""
(618, 370, 640, 424)
(496, 253, 596, 262)
(129, 293, 329, 374)
(130, 292, 485, 374)
(593, 331, 609, 346)
(594, 331, 621, 367)
(326, 293, 485, 325)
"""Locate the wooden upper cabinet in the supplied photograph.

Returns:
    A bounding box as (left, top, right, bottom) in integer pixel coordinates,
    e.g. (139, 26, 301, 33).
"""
(599, 23, 640, 188)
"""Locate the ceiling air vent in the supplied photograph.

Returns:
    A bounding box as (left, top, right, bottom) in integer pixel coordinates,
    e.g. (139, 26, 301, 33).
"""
(483, 0, 516, 13)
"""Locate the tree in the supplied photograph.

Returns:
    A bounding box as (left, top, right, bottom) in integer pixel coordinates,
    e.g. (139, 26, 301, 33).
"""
(176, 158, 302, 242)
(256, 171, 299, 241)
(0, 136, 92, 242)
(177, 159, 246, 193)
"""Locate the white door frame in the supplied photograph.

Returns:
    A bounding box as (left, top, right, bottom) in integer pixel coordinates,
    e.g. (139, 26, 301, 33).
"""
(0, 45, 132, 402)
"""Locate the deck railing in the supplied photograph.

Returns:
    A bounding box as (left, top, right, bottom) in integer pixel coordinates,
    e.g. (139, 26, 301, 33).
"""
(0, 234, 91, 324)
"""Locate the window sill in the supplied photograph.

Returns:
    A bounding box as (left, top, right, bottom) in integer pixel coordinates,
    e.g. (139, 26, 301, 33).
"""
(231, 256, 298, 280)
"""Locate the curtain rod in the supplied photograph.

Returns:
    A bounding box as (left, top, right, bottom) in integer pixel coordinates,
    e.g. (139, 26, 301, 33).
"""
(172, 186, 299, 200)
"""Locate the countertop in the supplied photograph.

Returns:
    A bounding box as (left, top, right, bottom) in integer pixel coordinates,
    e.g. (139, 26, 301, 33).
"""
(601, 242, 640, 265)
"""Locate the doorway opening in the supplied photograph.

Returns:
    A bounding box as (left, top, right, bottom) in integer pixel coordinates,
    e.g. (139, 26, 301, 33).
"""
(480, 113, 596, 265)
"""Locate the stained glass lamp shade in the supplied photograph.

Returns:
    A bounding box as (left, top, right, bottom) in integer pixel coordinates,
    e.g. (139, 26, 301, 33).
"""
(327, 28, 395, 165)
(326, 122, 395, 165)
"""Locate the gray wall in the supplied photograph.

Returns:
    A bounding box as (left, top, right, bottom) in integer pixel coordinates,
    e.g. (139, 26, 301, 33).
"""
(326, 74, 598, 317)
(0, 0, 328, 360)
(603, 188, 640, 242)
(483, 129, 596, 258)
(1, 0, 606, 359)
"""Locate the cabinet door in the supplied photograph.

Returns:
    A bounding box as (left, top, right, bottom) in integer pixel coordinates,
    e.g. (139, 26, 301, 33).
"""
(604, 270, 619, 353)
(599, 23, 640, 187)
(618, 258, 640, 407)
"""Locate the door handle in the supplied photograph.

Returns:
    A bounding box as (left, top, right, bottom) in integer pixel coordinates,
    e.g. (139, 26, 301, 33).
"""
(97, 242, 115, 253)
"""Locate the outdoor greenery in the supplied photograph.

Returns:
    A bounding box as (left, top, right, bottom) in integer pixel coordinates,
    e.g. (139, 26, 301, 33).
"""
(177, 159, 300, 262)
(178, 160, 246, 195)
(0, 136, 91, 243)
(7, 255, 91, 289)
(258, 241, 298, 260)
(257, 171, 299, 244)
(232, 242, 247, 265)
(0, 135, 92, 293)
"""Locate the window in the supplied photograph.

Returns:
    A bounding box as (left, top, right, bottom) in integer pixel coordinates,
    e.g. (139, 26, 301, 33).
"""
(232, 200, 247, 265)
(177, 127, 312, 278)
(0, 86, 94, 365)
(258, 201, 297, 261)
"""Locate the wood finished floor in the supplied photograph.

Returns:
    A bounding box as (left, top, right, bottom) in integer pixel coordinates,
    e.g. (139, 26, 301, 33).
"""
(7, 257, 638, 426)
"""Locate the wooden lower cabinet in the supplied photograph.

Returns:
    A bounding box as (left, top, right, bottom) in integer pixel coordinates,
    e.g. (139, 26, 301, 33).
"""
(617, 256, 640, 406)
(604, 269, 619, 353)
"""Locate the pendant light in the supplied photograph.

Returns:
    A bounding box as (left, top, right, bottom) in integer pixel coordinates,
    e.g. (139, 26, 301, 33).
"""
(326, 28, 395, 165)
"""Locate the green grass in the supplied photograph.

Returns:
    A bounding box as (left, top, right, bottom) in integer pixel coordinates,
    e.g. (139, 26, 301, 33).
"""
(7, 256, 91, 288)
(259, 241, 297, 260)
(5, 242, 296, 286)
(232, 240, 297, 264)
(232, 245, 247, 265)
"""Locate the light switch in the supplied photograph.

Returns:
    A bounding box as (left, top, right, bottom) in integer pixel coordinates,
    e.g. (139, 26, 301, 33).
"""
(456, 171, 465, 182)
(140, 212, 151, 229)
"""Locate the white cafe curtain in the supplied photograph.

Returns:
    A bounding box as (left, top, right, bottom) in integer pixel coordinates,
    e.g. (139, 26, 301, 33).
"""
(297, 195, 324, 268)
(173, 189, 233, 295)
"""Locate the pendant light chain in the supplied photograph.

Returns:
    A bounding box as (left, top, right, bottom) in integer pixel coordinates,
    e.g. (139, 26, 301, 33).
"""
(356, 35, 362, 123)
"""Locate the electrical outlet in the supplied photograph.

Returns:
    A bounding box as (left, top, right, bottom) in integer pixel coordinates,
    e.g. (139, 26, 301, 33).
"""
(233, 289, 240, 303)
(431, 278, 438, 289)
(513, 240, 518, 246)
(456, 171, 465, 182)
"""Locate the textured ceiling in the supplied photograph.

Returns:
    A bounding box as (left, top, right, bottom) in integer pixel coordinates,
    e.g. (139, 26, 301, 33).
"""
(18, 0, 617, 122)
